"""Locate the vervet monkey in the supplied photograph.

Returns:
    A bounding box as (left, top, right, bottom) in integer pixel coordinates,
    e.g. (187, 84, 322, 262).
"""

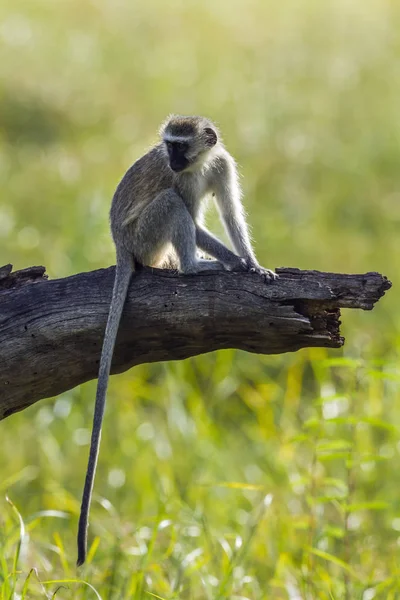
(77, 115, 277, 565)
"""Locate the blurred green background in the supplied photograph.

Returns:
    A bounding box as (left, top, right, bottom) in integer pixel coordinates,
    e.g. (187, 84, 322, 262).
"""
(0, 0, 399, 598)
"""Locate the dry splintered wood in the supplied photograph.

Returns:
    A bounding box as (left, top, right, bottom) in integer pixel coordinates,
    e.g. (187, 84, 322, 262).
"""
(0, 263, 391, 420)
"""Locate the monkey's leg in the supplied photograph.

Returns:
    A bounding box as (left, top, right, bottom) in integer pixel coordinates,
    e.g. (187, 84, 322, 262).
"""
(196, 226, 246, 271)
(128, 190, 224, 273)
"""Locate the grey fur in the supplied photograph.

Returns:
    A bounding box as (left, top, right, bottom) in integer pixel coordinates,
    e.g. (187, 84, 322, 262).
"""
(77, 115, 277, 566)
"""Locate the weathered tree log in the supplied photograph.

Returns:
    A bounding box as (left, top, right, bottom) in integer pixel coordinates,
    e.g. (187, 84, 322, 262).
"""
(0, 264, 391, 420)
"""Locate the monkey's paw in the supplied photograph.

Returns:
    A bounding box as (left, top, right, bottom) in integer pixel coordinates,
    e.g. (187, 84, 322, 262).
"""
(246, 260, 279, 283)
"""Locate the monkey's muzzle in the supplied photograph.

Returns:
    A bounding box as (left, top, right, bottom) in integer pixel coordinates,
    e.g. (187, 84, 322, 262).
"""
(170, 161, 188, 173)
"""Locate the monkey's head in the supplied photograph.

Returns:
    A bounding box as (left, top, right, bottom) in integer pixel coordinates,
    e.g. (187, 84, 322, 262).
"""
(161, 115, 219, 173)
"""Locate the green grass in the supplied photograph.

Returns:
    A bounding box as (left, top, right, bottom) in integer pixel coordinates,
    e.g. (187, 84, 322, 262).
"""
(0, 0, 399, 597)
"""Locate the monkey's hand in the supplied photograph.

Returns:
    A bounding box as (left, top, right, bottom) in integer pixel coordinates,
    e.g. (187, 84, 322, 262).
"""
(243, 258, 279, 283)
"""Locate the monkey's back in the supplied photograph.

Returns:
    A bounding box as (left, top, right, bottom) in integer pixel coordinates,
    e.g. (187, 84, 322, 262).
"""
(110, 144, 174, 243)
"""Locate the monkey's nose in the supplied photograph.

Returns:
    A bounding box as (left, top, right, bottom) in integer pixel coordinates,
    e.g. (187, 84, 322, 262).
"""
(170, 163, 186, 173)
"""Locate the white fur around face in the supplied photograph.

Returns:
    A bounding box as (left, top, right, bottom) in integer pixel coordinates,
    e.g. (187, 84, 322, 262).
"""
(163, 134, 192, 143)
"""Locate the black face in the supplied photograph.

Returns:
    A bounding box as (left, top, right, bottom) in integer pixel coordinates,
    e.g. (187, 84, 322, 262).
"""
(165, 140, 190, 172)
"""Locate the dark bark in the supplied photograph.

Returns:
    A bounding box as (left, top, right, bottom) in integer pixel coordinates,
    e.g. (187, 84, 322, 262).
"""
(0, 264, 391, 420)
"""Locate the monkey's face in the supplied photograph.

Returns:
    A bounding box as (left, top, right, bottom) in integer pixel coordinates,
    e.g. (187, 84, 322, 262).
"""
(162, 118, 218, 173)
(165, 140, 190, 172)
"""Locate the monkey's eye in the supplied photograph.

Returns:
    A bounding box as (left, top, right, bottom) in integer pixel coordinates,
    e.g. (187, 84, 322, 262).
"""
(176, 142, 188, 153)
(166, 141, 173, 151)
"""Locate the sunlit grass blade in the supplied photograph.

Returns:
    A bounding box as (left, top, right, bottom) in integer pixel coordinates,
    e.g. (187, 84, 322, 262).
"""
(51, 585, 69, 598)
(344, 502, 389, 512)
(146, 593, 168, 600)
(307, 547, 359, 580)
(53, 532, 70, 575)
(86, 536, 101, 565)
(0, 467, 38, 494)
(20, 567, 50, 600)
(206, 482, 266, 491)
(216, 494, 273, 599)
(42, 579, 103, 599)
(6, 496, 25, 598)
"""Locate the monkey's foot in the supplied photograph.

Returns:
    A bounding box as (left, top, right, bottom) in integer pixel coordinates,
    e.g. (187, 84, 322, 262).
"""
(243, 259, 279, 283)
(250, 266, 278, 283)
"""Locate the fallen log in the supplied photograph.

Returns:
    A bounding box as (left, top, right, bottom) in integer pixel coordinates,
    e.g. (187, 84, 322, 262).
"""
(0, 264, 391, 420)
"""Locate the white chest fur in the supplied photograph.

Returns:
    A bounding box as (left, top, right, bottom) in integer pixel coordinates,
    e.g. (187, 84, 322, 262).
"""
(175, 171, 210, 218)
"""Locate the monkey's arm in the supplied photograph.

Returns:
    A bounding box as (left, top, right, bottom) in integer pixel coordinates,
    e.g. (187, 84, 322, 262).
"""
(212, 156, 277, 280)
(212, 156, 257, 260)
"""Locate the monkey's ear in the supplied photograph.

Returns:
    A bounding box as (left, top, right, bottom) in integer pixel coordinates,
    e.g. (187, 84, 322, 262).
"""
(204, 127, 218, 147)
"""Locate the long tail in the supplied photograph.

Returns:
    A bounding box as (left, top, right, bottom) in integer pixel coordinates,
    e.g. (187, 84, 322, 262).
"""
(77, 259, 133, 566)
